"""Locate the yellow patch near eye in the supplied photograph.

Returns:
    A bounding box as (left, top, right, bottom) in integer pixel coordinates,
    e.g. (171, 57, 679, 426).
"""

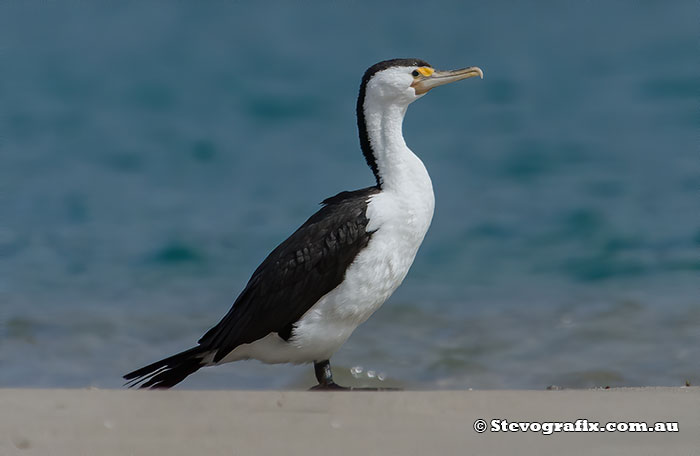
(417, 67, 434, 77)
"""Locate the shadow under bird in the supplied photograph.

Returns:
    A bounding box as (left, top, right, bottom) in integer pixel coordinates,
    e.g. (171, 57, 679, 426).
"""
(124, 58, 483, 390)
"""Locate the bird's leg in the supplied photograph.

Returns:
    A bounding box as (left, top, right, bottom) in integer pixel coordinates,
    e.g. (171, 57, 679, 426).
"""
(310, 360, 347, 390)
(309, 360, 402, 391)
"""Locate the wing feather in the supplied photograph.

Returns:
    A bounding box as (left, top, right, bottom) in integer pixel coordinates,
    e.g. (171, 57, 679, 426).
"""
(199, 186, 380, 362)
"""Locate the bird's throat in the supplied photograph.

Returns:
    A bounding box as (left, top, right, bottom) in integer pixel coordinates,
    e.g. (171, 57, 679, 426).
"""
(362, 100, 429, 194)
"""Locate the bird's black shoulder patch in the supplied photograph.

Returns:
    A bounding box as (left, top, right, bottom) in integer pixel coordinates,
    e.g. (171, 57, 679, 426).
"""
(320, 186, 380, 206)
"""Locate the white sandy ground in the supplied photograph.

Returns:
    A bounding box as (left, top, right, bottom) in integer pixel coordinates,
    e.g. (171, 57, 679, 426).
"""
(1, 387, 698, 455)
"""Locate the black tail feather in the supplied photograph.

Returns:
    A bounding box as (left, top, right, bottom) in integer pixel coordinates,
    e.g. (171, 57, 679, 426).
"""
(123, 346, 208, 389)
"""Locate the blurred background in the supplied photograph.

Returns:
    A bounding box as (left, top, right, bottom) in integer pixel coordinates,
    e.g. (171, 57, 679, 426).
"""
(0, 1, 697, 389)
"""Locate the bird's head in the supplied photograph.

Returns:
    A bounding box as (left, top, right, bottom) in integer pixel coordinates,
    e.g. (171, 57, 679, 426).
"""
(360, 58, 484, 107)
(356, 58, 484, 186)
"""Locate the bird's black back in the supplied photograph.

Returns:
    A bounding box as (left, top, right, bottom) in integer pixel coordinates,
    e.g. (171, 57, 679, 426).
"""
(199, 186, 381, 362)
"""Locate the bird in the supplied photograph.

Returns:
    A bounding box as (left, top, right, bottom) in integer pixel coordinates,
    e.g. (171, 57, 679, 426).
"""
(124, 58, 483, 390)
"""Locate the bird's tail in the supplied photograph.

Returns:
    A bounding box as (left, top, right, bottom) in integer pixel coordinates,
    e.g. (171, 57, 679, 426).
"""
(123, 346, 209, 389)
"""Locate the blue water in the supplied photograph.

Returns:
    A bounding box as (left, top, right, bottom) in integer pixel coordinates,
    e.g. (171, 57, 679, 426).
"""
(1, 1, 698, 389)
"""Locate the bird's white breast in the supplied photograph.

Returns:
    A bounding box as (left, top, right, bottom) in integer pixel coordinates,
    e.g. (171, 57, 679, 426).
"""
(288, 152, 435, 360)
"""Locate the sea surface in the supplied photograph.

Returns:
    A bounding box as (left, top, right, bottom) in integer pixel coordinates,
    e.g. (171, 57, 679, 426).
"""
(1, 1, 698, 389)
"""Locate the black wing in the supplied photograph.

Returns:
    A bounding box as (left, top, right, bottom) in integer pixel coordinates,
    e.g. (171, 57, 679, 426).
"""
(199, 186, 380, 362)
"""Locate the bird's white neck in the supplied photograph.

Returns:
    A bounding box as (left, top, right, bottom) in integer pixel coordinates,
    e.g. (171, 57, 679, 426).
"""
(363, 100, 433, 195)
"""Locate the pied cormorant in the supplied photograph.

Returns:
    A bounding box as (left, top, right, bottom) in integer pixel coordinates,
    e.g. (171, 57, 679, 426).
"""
(124, 58, 483, 389)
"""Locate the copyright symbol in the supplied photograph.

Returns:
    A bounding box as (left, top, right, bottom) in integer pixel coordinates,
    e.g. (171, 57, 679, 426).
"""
(473, 419, 487, 433)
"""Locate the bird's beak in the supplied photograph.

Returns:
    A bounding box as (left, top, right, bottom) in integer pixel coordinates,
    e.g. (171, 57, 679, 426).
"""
(411, 66, 484, 95)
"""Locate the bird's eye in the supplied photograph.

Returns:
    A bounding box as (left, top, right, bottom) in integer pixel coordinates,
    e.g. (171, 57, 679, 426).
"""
(412, 70, 420, 77)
